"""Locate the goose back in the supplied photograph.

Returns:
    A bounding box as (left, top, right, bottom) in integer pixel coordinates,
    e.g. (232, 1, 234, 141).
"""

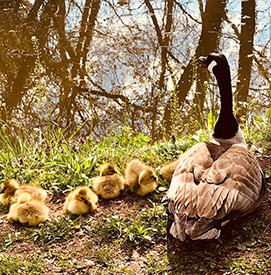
(168, 141, 265, 241)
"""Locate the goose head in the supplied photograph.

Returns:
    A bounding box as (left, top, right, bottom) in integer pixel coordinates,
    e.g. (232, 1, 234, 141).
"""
(76, 189, 91, 207)
(199, 53, 228, 74)
(199, 53, 246, 145)
(1, 179, 19, 195)
(99, 163, 118, 176)
(139, 169, 157, 186)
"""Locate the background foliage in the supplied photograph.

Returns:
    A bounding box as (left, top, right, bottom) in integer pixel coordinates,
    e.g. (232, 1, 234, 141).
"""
(0, 0, 270, 141)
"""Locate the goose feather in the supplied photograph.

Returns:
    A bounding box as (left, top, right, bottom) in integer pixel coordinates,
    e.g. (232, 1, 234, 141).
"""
(167, 53, 265, 241)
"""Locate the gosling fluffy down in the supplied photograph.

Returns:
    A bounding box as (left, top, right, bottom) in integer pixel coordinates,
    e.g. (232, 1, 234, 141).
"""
(160, 158, 181, 182)
(63, 186, 98, 215)
(0, 178, 47, 205)
(8, 193, 49, 226)
(93, 163, 126, 199)
(125, 159, 158, 196)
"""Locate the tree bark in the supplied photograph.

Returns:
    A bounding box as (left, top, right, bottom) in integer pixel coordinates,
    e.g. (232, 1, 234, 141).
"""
(5, 55, 35, 109)
(144, 0, 174, 141)
(162, 0, 228, 136)
(236, 0, 256, 103)
(176, 0, 228, 105)
(26, 0, 44, 22)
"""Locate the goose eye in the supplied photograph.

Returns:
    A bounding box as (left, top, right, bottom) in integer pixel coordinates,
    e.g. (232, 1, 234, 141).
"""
(208, 60, 217, 73)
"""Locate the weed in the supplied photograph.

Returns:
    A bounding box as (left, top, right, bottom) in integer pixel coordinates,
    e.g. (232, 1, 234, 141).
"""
(91, 247, 113, 267)
(139, 200, 167, 241)
(44, 144, 100, 192)
(0, 202, 8, 213)
(0, 256, 44, 275)
(0, 232, 18, 251)
(90, 201, 167, 246)
(146, 252, 169, 274)
(155, 129, 209, 163)
(26, 215, 79, 245)
(223, 255, 271, 275)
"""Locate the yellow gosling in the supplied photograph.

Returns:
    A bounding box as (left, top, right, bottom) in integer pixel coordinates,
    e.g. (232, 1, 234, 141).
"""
(63, 186, 98, 215)
(125, 159, 158, 196)
(8, 193, 49, 226)
(160, 158, 181, 181)
(0, 178, 47, 205)
(93, 163, 126, 199)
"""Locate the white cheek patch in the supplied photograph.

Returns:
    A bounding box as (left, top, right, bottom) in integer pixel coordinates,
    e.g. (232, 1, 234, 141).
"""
(208, 60, 217, 73)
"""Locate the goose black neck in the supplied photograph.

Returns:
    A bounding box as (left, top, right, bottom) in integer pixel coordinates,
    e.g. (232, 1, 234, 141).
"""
(213, 61, 238, 140)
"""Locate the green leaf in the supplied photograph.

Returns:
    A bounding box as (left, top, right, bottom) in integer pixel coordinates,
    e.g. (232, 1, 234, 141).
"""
(84, 158, 89, 168)
(266, 107, 271, 119)
(253, 115, 263, 124)
(207, 110, 216, 131)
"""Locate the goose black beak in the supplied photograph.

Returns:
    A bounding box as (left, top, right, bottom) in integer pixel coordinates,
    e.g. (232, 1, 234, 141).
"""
(198, 56, 207, 68)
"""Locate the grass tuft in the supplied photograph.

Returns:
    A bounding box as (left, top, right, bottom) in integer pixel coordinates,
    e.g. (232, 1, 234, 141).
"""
(0, 256, 44, 275)
(26, 215, 79, 245)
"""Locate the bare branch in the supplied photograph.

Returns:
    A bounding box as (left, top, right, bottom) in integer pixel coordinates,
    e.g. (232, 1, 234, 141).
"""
(174, 0, 202, 24)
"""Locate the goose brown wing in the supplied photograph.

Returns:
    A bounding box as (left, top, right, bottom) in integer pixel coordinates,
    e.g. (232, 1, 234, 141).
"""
(167, 142, 265, 240)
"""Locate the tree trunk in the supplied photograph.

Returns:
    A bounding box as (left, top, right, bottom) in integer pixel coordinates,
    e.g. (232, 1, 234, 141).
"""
(163, 0, 228, 136)
(144, 0, 174, 141)
(236, 0, 256, 104)
(176, 0, 228, 105)
(5, 55, 35, 109)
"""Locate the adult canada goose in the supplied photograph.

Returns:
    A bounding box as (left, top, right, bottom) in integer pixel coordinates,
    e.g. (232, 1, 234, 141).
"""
(0, 178, 47, 205)
(167, 53, 265, 241)
(63, 186, 98, 215)
(125, 159, 159, 196)
(92, 163, 126, 199)
(8, 193, 49, 226)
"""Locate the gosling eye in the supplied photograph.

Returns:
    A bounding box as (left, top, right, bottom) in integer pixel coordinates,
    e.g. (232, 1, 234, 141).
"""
(153, 176, 157, 181)
(82, 198, 91, 206)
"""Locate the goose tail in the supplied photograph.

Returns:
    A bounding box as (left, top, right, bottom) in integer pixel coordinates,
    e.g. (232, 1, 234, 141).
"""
(184, 217, 221, 240)
(168, 211, 221, 241)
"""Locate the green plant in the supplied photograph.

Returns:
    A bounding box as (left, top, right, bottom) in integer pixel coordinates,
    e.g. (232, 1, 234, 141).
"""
(91, 200, 167, 246)
(155, 129, 209, 164)
(146, 252, 169, 274)
(0, 202, 8, 213)
(223, 256, 271, 275)
(0, 232, 18, 252)
(26, 215, 79, 245)
(0, 256, 44, 275)
(44, 143, 100, 192)
(91, 247, 113, 267)
(139, 200, 167, 241)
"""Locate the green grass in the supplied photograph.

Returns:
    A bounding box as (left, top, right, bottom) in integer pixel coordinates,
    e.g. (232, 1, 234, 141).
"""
(86, 200, 167, 247)
(0, 123, 270, 274)
(0, 256, 44, 275)
(26, 215, 79, 246)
